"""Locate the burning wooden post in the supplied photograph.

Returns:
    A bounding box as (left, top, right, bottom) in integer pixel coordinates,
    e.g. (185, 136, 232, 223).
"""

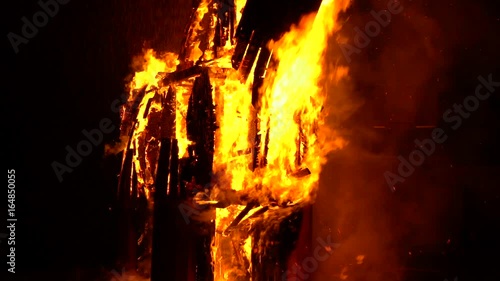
(150, 138, 178, 281)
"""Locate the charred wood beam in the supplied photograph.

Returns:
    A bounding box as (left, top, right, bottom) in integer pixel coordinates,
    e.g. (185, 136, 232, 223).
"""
(291, 167, 311, 178)
(186, 68, 216, 185)
(169, 140, 180, 197)
(185, 68, 217, 281)
(233, 206, 269, 234)
(151, 138, 182, 281)
(157, 65, 204, 88)
(160, 87, 176, 139)
(116, 148, 138, 271)
(150, 138, 174, 281)
(150, 75, 183, 280)
(231, 34, 260, 78)
(194, 228, 215, 281)
(223, 201, 258, 235)
(120, 85, 148, 138)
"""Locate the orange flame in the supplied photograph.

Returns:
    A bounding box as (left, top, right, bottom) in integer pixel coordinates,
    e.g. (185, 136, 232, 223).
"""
(255, 0, 350, 203)
(121, 0, 350, 279)
(211, 0, 350, 279)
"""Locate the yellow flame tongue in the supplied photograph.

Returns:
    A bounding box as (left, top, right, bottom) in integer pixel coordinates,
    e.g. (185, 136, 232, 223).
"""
(256, 0, 350, 204)
(212, 0, 350, 280)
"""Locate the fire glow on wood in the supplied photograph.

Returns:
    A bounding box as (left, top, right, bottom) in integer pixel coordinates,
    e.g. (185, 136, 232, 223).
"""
(113, 0, 350, 280)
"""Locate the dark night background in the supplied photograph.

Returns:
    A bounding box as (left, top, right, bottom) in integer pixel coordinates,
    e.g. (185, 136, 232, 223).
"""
(3, 0, 500, 281)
